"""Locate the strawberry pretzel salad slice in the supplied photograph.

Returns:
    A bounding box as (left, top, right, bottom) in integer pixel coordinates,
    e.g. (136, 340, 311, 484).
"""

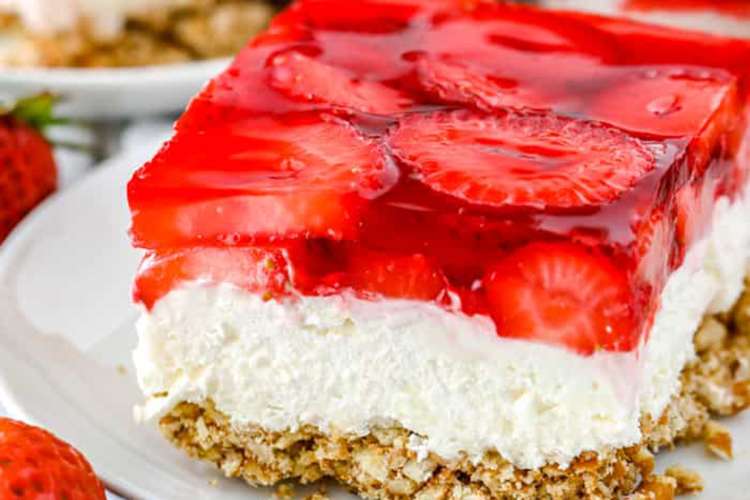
(127, 1, 750, 498)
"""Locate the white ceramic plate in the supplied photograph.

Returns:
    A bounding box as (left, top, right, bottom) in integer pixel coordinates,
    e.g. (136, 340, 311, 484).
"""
(0, 59, 229, 119)
(0, 146, 747, 499)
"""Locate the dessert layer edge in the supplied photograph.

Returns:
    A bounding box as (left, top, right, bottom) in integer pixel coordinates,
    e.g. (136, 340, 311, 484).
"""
(133, 183, 750, 469)
(157, 295, 749, 498)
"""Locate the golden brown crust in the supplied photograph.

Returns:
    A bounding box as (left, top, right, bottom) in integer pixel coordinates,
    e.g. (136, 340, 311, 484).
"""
(0, 0, 275, 68)
(664, 465, 703, 495)
(158, 280, 750, 499)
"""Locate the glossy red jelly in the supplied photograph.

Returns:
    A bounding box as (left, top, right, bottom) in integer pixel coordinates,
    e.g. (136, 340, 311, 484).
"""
(128, 0, 750, 355)
(626, 0, 750, 18)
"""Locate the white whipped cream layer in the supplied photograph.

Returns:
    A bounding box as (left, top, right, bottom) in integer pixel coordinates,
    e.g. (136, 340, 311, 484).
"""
(543, 0, 750, 38)
(0, 0, 193, 38)
(134, 184, 750, 470)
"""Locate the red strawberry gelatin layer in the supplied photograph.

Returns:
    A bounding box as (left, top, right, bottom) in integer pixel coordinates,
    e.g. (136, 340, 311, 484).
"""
(625, 0, 750, 18)
(128, 0, 750, 355)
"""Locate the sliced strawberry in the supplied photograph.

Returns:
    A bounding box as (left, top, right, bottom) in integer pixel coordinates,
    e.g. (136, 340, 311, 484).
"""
(128, 117, 394, 248)
(728, 113, 750, 192)
(675, 183, 698, 255)
(416, 9, 620, 115)
(633, 207, 673, 288)
(674, 175, 714, 257)
(415, 57, 547, 112)
(316, 30, 417, 81)
(269, 51, 412, 114)
(347, 251, 446, 300)
(134, 247, 289, 309)
(484, 242, 638, 355)
(389, 110, 655, 210)
(587, 68, 738, 139)
(424, 5, 621, 65)
(299, 0, 477, 32)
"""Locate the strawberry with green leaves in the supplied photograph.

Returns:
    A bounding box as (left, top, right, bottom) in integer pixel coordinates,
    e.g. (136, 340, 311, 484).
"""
(0, 95, 58, 243)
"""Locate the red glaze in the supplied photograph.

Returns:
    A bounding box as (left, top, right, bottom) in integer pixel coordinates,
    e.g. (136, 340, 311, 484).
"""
(626, 0, 750, 18)
(129, 0, 750, 355)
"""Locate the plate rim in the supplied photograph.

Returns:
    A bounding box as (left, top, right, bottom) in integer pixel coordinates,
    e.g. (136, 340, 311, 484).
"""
(0, 57, 232, 86)
(0, 152, 145, 497)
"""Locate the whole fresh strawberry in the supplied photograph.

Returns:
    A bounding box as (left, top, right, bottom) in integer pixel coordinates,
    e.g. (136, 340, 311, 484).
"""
(0, 95, 58, 243)
(0, 418, 105, 499)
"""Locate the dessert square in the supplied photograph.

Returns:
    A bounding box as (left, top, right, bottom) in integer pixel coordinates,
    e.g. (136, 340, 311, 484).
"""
(128, 0, 750, 497)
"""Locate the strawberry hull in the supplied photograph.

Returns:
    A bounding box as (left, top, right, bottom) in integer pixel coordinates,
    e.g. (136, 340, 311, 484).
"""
(129, 0, 750, 356)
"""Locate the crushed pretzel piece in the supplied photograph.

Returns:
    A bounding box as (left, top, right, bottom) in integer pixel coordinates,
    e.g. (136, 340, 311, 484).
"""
(637, 475, 677, 500)
(664, 465, 703, 495)
(694, 318, 728, 353)
(275, 483, 296, 499)
(630, 447, 655, 476)
(704, 421, 733, 460)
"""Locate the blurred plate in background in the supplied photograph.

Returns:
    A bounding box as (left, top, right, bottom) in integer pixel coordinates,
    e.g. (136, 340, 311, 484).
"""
(0, 59, 229, 119)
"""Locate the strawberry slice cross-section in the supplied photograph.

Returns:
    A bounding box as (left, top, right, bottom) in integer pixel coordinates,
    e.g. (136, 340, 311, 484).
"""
(389, 110, 655, 210)
(269, 51, 413, 114)
(485, 242, 638, 355)
(347, 251, 447, 300)
(129, 116, 395, 248)
(298, 0, 477, 33)
(134, 247, 290, 309)
(415, 57, 546, 112)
